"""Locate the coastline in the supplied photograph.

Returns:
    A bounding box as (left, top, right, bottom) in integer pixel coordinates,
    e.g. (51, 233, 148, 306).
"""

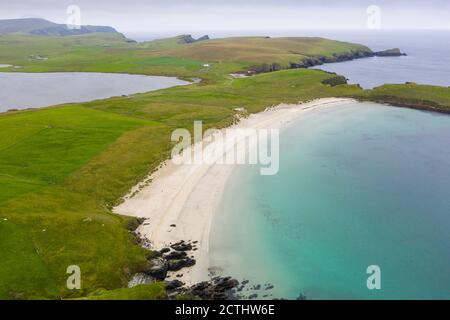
(114, 97, 357, 286)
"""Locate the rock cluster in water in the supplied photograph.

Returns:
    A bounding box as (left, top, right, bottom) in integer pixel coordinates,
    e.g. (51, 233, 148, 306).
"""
(129, 218, 304, 300)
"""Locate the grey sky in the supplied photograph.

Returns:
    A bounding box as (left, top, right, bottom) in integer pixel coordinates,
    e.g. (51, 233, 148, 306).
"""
(1, 0, 449, 36)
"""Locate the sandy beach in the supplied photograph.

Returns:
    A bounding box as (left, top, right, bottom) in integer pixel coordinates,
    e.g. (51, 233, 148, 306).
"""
(114, 97, 356, 285)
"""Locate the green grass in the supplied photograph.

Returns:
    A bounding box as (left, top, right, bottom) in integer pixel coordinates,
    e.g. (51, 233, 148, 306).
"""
(0, 33, 371, 81)
(355, 83, 450, 112)
(77, 283, 166, 300)
(162, 36, 371, 66)
(0, 106, 153, 202)
(0, 106, 159, 299)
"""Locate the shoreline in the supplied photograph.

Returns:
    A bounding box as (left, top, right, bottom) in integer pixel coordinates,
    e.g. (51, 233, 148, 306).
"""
(114, 97, 357, 286)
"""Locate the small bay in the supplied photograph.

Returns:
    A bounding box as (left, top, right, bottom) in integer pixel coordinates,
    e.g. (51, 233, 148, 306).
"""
(210, 102, 450, 300)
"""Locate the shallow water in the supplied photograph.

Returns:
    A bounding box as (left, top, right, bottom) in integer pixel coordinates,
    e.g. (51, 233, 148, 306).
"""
(0, 72, 189, 112)
(210, 102, 450, 300)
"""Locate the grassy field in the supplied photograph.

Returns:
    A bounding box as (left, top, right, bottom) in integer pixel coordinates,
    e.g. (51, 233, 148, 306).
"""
(162, 36, 370, 66)
(1, 33, 450, 300)
(0, 33, 371, 81)
(76, 283, 167, 300)
(356, 83, 450, 112)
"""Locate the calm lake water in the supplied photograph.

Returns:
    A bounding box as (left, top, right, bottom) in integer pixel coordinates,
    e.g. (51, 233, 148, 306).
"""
(210, 102, 450, 300)
(0, 72, 189, 112)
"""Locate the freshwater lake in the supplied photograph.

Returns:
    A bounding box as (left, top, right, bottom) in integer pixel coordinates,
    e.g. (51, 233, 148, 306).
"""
(210, 102, 450, 300)
(0, 72, 189, 112)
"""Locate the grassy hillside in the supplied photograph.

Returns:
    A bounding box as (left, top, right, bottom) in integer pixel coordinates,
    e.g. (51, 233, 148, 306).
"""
(138, 34, 209, 50)
(355, 83, 450, 113)
(0, 33, 371, 80)
(0, 18, 118, 37)
(162, 36, 371, 66)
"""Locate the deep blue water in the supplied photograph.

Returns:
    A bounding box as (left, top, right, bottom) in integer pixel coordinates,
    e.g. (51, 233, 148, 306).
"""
(210, 102, 450, 300)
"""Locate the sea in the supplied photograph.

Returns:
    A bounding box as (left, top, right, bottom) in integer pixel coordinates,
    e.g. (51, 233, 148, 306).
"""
(210, 101, 450, 300)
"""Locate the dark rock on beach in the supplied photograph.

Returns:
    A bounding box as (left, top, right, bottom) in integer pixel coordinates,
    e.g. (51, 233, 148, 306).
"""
(168, 258, 196, 271)
(186, 277, 240, 300)
(165, 280, 185, 291)
(171, 241, 193, 251)
(146, 258, 168, 280)
(296, 293, 307, 300)
(165, 251, 187, 260)
(159, 247, 170, 254)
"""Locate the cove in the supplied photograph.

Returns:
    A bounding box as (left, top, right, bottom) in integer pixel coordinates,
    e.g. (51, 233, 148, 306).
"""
(210, 101, 450, 300)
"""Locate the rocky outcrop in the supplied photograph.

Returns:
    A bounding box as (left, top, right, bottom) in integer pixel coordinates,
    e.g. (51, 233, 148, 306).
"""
(196, 35, 210, 42)
(249, 47, 406, 74)
(164, 251, 187, 260)
(130, 221, 281, 300)
(373, 48, 407, 57)
(146, 257, 168, 280)
(185, 277, 240, 300)
(168, 258, 196, 271)
(165, 280, 184, 291)
(178, 34, 210, 44)
(171, 240, 193, 251)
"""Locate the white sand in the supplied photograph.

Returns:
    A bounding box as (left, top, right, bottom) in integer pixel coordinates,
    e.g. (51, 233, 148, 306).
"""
(114, 97, 356, 285)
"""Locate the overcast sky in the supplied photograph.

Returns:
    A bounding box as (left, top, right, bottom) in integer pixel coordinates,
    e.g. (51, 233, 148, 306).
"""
(1, 0, 449, 36)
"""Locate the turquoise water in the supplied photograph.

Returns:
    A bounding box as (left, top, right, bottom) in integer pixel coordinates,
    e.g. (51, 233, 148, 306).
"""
(209, 102, 450, 300)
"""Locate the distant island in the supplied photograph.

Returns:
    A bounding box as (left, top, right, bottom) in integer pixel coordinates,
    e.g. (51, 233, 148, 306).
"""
(0, 18, 118, 37)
